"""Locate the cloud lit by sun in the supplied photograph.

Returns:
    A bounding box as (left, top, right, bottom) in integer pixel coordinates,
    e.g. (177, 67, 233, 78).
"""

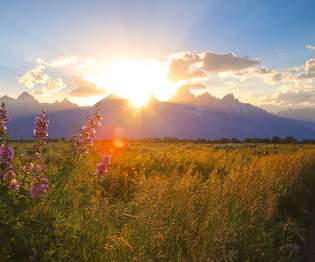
(83, 59, 183, 107)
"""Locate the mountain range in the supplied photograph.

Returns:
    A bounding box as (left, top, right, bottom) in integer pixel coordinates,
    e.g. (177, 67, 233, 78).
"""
(277, 108, 315, 123)
(1, 89, 315, 140)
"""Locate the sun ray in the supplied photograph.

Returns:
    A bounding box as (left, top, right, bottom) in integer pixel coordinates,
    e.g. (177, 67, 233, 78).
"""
(82, 59, 181, 107)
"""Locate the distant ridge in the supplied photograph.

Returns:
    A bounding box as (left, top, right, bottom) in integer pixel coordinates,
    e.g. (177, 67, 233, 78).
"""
(0, 92, 78, 117)
(1, 90, 315, 139)
(277, 108, 315, 122)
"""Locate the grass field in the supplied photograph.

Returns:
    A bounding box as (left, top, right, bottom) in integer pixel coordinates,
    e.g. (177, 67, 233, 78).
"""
(1, 141, 315, 261)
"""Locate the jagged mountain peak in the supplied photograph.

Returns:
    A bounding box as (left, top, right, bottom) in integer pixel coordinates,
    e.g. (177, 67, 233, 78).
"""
(62, 97, 71, 103)
(1, 95, 11, 99)
(17, 92, 38, 103)
(0, 95, 15, 103)
(222, 93, 237, 102)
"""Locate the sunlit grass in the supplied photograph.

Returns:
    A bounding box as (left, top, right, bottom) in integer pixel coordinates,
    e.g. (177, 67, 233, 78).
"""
(2, 142, 315, 261)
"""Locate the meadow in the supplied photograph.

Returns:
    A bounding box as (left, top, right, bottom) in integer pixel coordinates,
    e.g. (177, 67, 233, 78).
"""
(1, 138, 315, 261)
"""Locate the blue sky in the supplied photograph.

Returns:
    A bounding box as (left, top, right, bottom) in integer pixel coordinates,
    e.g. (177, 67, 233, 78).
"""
(1, 0, 315, 110)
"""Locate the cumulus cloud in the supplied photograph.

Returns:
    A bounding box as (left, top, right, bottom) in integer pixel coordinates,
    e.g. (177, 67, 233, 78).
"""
(70, 77, 106, 97)
(45, 79, 66, 92)
(24, 79, 66, 97)
(18, 65, 49, 88)
(168, 51, 259, 81)
(18, 64, 66, 95)
(199, 52, 259, 72)
(168, 52, 206, 81)
(306, 45, 315, 50)
(235, 55, 310, 84)
(233, 65, 300, 85)
(297, 58, 315, 79)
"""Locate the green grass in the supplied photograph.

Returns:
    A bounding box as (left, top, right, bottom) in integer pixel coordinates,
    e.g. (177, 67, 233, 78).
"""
(1, 142, 315, 261)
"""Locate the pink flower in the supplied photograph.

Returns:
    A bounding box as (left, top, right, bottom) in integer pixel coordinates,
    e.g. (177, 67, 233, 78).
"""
(0, 144, 14, 167)
(23, 162, 34, 173)
(34, 111, 49, 143)
(5, 170, 15, 179)
(10, 178, 20, 190)
(36, 164, 43, 173)
(30, 177, 48, 199)
(96, 154, 111, 175)
(76, 112, 102, 155)
(0, 103, 9, 136)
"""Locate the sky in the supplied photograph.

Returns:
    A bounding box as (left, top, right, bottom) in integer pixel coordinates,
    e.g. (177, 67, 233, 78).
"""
(0, 0, 315, 111)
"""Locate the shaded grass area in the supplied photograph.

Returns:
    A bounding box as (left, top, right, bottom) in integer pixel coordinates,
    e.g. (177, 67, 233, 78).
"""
(1, 142, 315, 261)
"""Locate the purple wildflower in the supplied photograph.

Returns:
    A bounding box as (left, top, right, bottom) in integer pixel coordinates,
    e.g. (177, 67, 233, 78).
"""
(34, 111, 49, 143)
(23, 162, 34, 174)
(0, 144, 17, 185)
(0, 103, 9, 136)
(5, 170, 15, 179)
(10, 178, 20, 190)
(96, 154, 111, 175)
(26, 111, 49, 198)
(0, 144, 14, 166)
(0, 104, 18, 187)
(30, 177, 48, 199)
(77, 112, 102, 155)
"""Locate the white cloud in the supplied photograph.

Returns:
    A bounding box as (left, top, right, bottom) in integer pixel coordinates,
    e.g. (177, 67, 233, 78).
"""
(232, 66, 298, 85)
(268, 90, 315, 106)
(50, 56, 78, 67)
(297, 58, 315, 79)
(18, 65, 66, 95)
(36, 56, 79, 67)
(306, 45, 315, 50)
(45, 78, 66, 92)
(18, 65, 49, 88)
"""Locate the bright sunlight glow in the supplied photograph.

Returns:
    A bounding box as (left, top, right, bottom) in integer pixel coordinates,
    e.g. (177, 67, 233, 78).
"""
(83, 59, 182, 107)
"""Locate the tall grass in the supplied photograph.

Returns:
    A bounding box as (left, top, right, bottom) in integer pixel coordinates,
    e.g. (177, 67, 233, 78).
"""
(1, 142, 314, 261)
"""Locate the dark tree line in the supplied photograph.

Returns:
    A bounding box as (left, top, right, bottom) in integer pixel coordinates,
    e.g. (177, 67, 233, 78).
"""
(131, 136, 315, 144)
(12, 136, 315, 144)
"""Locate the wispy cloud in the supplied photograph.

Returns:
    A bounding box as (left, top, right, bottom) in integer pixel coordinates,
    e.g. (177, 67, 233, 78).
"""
(49, 56, 79, 67)
(305, 45, 315, 50)
(37, 56, 79, 67)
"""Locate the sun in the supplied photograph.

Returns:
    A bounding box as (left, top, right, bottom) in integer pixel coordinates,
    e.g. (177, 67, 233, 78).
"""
(83, 59, 181, 107)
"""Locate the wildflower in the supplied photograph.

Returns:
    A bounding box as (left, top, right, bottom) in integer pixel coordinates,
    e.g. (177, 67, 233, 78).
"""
(76, 112, 102, 155)
(0, 144, 14, 166)
(30, 177, 48, 199)
(27, 111, 49, 198)
(35, 164, 43, 173)
(0, 103, 9, 136)
(96, 154, 111, 175)
(10, 178, 20, 190)
(0, 104, 18, 187)
(5, 170, 15, 179)
(23, 162, 34, 174)
(0, 144, 18, 185)
(34, 111, 49, 143)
